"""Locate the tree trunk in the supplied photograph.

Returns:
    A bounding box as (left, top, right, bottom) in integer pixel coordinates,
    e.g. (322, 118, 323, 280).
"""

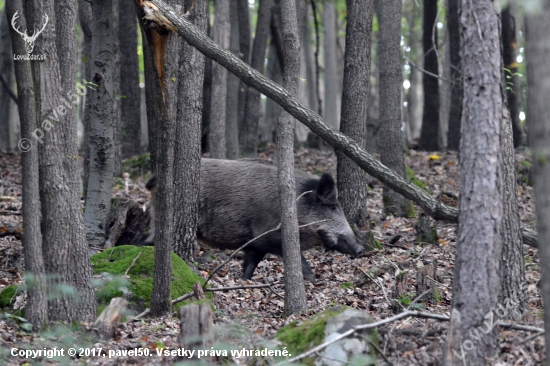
(119, 0, 142, 159)
(501, 4, 525, 148)
(6, 0, 48, 330)
(451, 1, 503, 363)
(377, 0, 412, 217)
(78, 0, 93, 200)
(136, 0, 179, 316)
(173, 0, 208, 262)
(418, 0, 439, 151)
(323, 0, 339, 129)
(336, 0, 373, 225)
(226, 0, 240, 159)
(112, 4, 122, 176)
(240, 0, 274, 157)
(0, 9, 14, 152)
(278, 0, 307, 316)
(146, 0, 538, 247)
(84, 0, 117, 249)
(236, 0, 251, 128)
(30, 0, 96, 322)
(499, 108, 526, 319)
(446, 0, 462, 151)
(525, 4, 550, 362)
(261, 40, 282, 144)
(208, 0, 230, 159)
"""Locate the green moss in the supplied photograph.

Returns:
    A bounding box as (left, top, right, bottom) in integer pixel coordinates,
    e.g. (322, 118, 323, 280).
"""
(340, 282, 354, 289)
(91, 245, 207, 310)
(406, 166, 432, 194)
(0, 285, 18, 308)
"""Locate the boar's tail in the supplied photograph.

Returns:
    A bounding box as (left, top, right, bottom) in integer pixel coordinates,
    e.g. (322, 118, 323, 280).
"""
(138, 176, 156, 246)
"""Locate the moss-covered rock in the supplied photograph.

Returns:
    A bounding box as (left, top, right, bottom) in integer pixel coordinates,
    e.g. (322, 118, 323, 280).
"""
(91, 245, 206, 311)
(277, 307, 378, 365)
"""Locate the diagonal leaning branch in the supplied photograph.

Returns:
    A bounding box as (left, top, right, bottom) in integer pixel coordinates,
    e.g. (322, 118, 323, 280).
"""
(141, 0, 538, 247)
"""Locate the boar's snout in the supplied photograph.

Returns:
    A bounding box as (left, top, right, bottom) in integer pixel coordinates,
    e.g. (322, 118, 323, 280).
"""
(337, 233, 364, 258)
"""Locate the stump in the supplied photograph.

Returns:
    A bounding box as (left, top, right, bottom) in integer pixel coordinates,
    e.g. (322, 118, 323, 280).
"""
(416, 261, 440, 303)
(414, 211, 439, 245)
(93, 297, 128, 339)
(106, 198, 150, 247)
(392, 270, 409, 312)
(179, 301, 213, 354)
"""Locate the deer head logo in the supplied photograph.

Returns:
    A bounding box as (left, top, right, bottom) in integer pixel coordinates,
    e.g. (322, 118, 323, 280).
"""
(11, 11, 49, 55)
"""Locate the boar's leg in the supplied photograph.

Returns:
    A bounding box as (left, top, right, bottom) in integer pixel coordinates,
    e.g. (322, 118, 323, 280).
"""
(301, 254, 316, 282)
(242, 250, 267, 280)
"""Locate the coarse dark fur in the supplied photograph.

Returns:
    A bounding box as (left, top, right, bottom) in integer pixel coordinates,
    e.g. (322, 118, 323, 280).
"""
(143, 158, 363, 281)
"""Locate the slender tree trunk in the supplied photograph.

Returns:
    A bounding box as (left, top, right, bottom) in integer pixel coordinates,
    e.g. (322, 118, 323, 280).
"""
(446, 0, 462, 151)
(85, 0, 117, 248)
(0, 9, 14, 152)
(278, 0, 307, 316)
(201, 19, 212, 153)
(226, 0, 240, 159)
(336, 0, 373, 225)
(261, 39, 282, 144)
(502, 4, 525, 147)
(173, 0, 207, 262)
(6, 0, 48, 330)
(323, 0, 339, 129)
(418, 0, 440, 151)
(240, 0, 274, 157)
(237, 0, 251, 128)
(499, 108, 526, 319)
(208, 0, 230, 159)
(111, 2, 122, 176)
(377, 0, 412, 217)
(525, 3, 550, 362)
(119, 0, 142, 159)
(450, 1, 503, 362)
(136, 0, 179, 316)
(78, 0, 93, 199)
(29, 0, 96, 322)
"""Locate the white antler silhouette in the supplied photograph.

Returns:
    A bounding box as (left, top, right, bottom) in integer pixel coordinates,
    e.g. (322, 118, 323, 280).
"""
(11, 11, 49, 54)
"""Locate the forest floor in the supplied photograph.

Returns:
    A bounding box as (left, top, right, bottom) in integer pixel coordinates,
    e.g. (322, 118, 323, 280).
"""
(0, 147, 544, 365)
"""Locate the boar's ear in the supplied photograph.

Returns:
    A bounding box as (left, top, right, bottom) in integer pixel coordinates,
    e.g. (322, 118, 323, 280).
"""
(317, 173, 338, 204)
(146, 176, 157, 191)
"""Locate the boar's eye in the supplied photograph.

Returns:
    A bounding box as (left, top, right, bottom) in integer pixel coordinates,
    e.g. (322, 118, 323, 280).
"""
(331, 206, 336, 211)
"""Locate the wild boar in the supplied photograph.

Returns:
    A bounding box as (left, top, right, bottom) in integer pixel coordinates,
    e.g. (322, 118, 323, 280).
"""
(143, 158, 364, 281)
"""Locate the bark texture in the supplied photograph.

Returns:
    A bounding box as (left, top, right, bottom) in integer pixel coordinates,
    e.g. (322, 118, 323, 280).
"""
(278, 0, 307, 316)
(336, 0, 373, 224)
(323, 0, 339, 128)
(31, 0, 96, 322)
(418, 0, 440, 151)
(119, 0, 142, 158)
(377, 0, 412, 217)
(499, 108, 526, 320)
(226, 0, 240, 159)
(452, 1, 503, 362)
(6, 0, 48, 330)
(240, 0, 274, 157)
(236, 0, 251, 129)
(525, 3, 550, 362)
(446, 0, 462, 151)
(85, 0, 117, 248)
(146, 0, 538, 247)
(0, 9, 14, 152)
(173, 0, 208, 262)
(208, 0, 230, 159)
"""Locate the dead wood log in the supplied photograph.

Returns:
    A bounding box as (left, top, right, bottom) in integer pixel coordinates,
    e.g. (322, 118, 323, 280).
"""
(93, 297, 128, 339)
(106, 198, 150, 247)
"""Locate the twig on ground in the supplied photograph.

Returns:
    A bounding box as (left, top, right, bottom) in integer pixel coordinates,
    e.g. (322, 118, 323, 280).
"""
(125, 252, 141, 276)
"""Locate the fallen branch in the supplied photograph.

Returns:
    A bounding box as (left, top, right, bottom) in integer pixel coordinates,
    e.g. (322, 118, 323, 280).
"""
(143, 0, 538, 248)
